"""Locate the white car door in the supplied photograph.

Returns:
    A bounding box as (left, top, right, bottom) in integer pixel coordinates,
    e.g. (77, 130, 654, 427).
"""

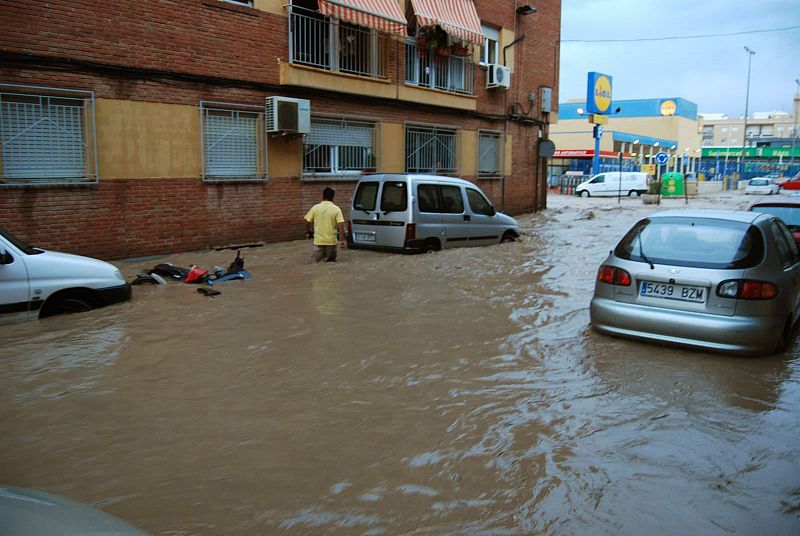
(0, 241, 33, 323)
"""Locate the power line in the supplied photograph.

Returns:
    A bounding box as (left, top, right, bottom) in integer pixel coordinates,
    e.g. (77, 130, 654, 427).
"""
(561, 25, 800, 43)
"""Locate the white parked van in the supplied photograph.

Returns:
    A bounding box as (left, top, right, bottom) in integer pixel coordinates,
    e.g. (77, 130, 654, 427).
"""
(575, 172, 648, 197)
(0, 228, 131, 324)
(348, 175, 520, 252)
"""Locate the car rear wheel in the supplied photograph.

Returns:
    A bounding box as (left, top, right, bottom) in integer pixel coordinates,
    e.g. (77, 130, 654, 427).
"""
(423, 239, 441, 253)
(580, 190, 590, 198)
(501, 232, 516, 243)
(628, 190, 640, 197)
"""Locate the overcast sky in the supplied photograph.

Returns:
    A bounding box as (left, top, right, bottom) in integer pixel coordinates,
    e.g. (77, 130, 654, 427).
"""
(559, 0, 800, 117)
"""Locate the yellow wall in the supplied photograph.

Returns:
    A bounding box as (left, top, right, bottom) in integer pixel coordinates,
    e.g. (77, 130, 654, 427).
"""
(96, 99, 201, 179)
(254, 0, 284, 15)
(379, 122, 405, 173)
(268, 136, 302, 177)
(280, 63, 397, 100)
(500, 29, 515, 72)
(462, 130, 477, 176)
(397, 85, 477, 111)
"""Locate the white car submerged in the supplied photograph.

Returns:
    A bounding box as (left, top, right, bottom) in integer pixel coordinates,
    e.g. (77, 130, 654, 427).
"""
(0, 228, 131, 324)
(745, 178, 778, 195)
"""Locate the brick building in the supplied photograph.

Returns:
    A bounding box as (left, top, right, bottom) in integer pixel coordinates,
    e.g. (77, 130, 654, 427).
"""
(0, 0, 560, 259)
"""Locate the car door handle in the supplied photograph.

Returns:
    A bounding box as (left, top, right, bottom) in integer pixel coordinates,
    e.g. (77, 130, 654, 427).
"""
(463, 215, 471, 222)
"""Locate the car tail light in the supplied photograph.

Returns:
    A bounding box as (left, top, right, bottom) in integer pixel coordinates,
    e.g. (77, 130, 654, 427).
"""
(405, 223, 416, 241)
(597, 265, 631, 286)
(717, 280, 778, 300)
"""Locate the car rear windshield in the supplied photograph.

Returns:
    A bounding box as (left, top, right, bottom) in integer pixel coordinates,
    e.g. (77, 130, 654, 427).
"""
(615, 217, 764, 269)
(353, 182, 378, 211)
(750, 205, 800, 228)
(749, 179, 768, 186)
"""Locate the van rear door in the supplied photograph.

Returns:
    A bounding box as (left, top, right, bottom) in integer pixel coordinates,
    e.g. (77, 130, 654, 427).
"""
(350, 180, 380, 246)
(375, 180, 410, 248)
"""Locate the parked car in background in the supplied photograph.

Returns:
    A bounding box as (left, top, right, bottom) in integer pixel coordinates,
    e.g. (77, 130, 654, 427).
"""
(750, 199, 800, 243)
(0, 228, 131, 324)
(348, 175, 520, 252)
(0, 485, 150, 536)
(575, 172, 648, 197)
(778, 172, 800, 191)
(590, 210, 800, 355)
(745, 177, 779, 195)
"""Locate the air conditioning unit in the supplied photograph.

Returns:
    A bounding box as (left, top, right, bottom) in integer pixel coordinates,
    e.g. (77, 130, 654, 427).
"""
(265, 96, 311, 134)
(486, 64, 511, 90)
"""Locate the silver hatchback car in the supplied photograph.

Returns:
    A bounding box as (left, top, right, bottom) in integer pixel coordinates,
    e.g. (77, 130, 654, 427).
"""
(590, 210, 800, 355)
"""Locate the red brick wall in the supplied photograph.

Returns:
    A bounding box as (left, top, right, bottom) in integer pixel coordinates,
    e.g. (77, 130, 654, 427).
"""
(0, 0, 561, 258)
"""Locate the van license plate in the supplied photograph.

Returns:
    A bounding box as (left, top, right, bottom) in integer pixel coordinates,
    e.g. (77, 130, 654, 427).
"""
(640, 281, 706, 303)
(355, 233, 375, 242)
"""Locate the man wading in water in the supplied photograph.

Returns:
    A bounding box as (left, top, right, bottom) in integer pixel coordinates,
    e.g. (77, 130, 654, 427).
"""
(304, 187, 347, 263)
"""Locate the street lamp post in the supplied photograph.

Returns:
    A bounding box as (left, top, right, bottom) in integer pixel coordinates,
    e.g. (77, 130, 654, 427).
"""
(739, 46, 756, 188)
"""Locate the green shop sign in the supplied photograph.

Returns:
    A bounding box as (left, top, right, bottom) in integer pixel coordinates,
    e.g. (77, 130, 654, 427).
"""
(702, 147, 800, 158)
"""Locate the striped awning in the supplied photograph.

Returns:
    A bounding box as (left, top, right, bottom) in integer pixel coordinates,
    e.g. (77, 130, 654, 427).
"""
(318, 0, 408, 37)
(410, 0, 484, 45)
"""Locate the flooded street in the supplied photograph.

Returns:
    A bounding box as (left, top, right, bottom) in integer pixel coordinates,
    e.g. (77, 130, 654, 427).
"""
(2, 193, 799, 535)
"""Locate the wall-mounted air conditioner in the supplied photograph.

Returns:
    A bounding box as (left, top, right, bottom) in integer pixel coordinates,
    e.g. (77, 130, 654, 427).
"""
(265, 96, 311, 134)
(486, 64, 511, 90)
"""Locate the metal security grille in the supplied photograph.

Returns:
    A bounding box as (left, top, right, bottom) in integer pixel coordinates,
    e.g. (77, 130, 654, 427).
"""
(289, 5, 387, 78)
(405, 125, 458, 175)
(201, 102, 265, 181)
(0, 88, 96, 184)
(304, 117, 376, 174)
(478, 131, 502, 177)
(404, 41, 474, 95)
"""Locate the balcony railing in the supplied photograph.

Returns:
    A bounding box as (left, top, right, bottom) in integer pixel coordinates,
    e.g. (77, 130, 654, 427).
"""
(404, 41, 474, 95)
(289, 6, 387, 79)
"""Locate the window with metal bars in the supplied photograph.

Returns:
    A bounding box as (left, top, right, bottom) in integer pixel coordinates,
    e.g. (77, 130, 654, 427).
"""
(0, 88, 97, 185)
(405, 125, 458, 175)
(201, 102, 266, 182)
(478, 131, 503, 178)
(303, 117, 376, 176)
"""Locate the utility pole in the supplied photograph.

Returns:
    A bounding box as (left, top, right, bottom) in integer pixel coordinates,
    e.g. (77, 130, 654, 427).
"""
(738, 46, 755, 187)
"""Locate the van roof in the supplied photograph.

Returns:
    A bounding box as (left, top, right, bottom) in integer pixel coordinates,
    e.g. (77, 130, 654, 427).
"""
(360, 174, 477, 187)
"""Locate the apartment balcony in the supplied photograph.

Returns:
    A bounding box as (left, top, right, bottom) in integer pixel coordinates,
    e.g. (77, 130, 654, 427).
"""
(404, 41, 475, 96)
(289, 6, 388, 79)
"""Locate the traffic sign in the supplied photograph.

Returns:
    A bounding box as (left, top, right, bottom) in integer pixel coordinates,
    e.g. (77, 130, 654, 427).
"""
(655, 151, 669, 165)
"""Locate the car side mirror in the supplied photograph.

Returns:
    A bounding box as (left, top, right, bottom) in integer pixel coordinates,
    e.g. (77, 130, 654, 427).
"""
(489, 206, 496, 216)
(0, 249, 12, 265)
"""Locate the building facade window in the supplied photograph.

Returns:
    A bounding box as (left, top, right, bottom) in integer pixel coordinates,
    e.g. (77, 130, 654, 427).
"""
(303, 116, 377, 176)
(404, 40, 474, 95)
(289, 2, 387, 79)
(405, 124, 458, 175)
(0, 86, 97, 185)
(480, 24, 499, 65)
(200, 101, 266, 182)
(223, 0, 253, 5)
(478, 131, 503, 178)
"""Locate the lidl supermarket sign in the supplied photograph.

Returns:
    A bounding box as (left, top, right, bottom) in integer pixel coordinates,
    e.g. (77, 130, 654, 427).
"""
(586, 72, 612, 115)
(660, 99, 677, 116)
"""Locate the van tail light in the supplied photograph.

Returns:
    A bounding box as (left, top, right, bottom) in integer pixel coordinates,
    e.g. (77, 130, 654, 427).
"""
(597, 265, 631, 286)
(405, 223, 416, 241)
(717, 280, 778, 300)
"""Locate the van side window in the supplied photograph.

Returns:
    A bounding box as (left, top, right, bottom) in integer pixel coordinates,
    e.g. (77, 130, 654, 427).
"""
(354, 182, 378, 211)
(466, 189, 493, 216)
(417, 184, 440, 212)
(439, 185, 464, 213)
(381, 181, 408, 212)
(591, 174, 605, 184)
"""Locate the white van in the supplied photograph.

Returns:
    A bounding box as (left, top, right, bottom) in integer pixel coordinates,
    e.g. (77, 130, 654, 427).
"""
(0, 228, 131, 324)
(348, 174, 520, 252)
(575, 172, 648, 197)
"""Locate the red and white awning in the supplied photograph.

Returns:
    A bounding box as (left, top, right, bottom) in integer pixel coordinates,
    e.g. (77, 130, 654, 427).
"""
(318, 0, 408, 37)
(409, 0, 484, 45)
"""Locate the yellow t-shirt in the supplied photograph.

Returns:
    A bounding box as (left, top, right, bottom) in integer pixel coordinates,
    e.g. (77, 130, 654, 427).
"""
(304, 200, 344, 246)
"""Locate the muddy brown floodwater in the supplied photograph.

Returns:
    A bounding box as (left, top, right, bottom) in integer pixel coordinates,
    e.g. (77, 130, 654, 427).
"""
(2, 192, 800, 535)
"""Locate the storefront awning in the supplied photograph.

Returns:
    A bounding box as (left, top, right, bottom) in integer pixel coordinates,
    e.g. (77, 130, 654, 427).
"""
(318, 0, 408, 37)
(409, 0, 484, 45)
